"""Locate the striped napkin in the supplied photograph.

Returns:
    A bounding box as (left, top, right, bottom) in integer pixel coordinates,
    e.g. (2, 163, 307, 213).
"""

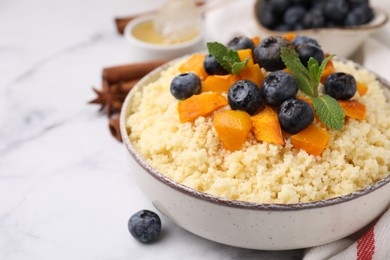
(304, 206, 390, 259)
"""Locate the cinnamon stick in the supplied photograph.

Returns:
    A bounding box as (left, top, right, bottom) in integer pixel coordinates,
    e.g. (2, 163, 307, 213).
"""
(103, 60, 167, 85)
(109, 114, 122, 142)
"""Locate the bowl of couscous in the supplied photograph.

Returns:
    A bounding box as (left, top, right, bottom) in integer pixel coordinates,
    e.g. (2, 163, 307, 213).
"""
(120, 35, 390, 250)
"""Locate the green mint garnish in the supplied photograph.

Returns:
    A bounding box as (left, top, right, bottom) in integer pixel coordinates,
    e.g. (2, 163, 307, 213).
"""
(281, 47, 344, 131)
(207, 42, 249, 75)
(312, 95, 345, 131)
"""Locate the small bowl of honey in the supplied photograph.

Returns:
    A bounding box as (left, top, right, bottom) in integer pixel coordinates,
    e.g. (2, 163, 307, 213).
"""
(124, 14, 204, 60)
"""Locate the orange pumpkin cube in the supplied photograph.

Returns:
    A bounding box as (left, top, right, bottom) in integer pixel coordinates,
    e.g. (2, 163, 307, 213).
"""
(179, 54, 208, 80)
(237, 49, 254, 65)
(178, 93, 228, 123)
(202, 74, 240, 93)
(320, 57, 335, 83)
(356, 81, 368, 96)
(291, 124, 330, 156)
(214, 110, 252, 151)
(282, 32, 296, 42)
(252, 36, 260, 46)
(251, 106, 285, 146)
(338, 100, 366, 121)
(239, 63, 264, 87)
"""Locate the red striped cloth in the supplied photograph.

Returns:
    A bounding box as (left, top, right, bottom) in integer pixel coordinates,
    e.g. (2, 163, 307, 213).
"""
(304, 207, 390, 260)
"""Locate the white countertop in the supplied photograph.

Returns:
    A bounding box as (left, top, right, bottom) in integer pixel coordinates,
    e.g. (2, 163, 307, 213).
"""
(1, 0, 389, 259)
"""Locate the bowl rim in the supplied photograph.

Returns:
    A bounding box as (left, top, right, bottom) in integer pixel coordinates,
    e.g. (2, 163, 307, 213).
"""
(120, 55, 390, 211)
(253, 0, 389, 35)
(123, 14, 203, 50)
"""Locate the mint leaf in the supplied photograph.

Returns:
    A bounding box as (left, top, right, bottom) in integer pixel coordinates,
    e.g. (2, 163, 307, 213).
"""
(281, 47, 316, 97)
(231, 58, 249, 75)
(317, 54, 335, 82)
(312, 95, 345, 131)
(207, 42, 230, 71)
(207, 42, 248, 75)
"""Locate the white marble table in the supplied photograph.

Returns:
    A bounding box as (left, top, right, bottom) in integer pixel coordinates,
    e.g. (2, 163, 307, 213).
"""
(0, 1, 389, 259)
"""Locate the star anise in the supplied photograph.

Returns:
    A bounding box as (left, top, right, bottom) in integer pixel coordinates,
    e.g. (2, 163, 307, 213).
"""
(89, 79, 137, 117)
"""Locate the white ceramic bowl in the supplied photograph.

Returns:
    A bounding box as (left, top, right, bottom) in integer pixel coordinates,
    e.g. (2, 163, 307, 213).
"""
(253, 0, 389, 58)
(120, 57, 390, 250)
(124, 14, 204, 60)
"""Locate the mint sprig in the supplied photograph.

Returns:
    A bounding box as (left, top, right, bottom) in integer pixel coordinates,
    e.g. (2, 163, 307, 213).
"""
(207, 42, 249, 75)
(312, 95, 345, 131)
(281, 47, 344, 131)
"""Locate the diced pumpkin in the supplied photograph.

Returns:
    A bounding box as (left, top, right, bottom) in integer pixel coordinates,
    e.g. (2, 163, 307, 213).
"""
(178, 93, 228, 123)
(357, 81, 368, 96)
(251, 106, 285, 145)
(338, 100, 366, 120)
(214, 110, 252, 151)
(252, 36, 260, 46)
(179, 54, 208, 80)
(320, 56, 335, 83)
(283, 32, 296, 42)
(291, 124, 330, 156)
(283, 68, 293, 75)
(239, 63, 264, 87)
(202, 74, 240, 93)
(237, 49, 254, 65)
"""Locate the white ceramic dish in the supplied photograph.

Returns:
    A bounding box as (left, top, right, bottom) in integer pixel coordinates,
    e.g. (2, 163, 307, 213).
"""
(253, 0, 389, 58)
(120, 57, 390, 250)
(124, 14, 204, 60)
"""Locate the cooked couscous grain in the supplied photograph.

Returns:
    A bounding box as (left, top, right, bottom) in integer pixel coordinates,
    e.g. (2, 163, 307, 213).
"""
(127, 59, 390, 204)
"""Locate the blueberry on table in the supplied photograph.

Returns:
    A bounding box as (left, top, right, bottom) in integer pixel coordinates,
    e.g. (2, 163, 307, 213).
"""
(203, 54, 229, 76)
(324, 73, 357, 100)
(296, 43, 324, 67)
(170, 73, 201, 100)
(228, 80, 265, 115)
(128, 210, 161, 243)
(253, 36, 292, 72)
(292, 36, 320, 48)
(261, 71, 298, 106)
(278, 98, 314, 134)
(227, 36, 255, 50)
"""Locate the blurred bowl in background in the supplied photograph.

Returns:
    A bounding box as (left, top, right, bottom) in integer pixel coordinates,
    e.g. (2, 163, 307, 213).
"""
(253, 0, 388, 57)
(124, 14, 204, 60)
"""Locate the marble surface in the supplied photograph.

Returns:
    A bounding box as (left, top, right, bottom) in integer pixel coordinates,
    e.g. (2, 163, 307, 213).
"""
(0, 0, 389, 259)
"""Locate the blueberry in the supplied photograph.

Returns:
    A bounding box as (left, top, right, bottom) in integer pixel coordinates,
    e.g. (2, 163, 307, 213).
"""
(170, 73, 201, 100)
(128, 210, 161, 243)
(261, 71, 298, 106)
(256, 3, 281, 29)
(253, 36, 292, 72)
(324, 73, 357, 100)
(302, 8, 326, 29)
(292, 36, 320, 48)
(203, 54, 229, 76)
(278, 99, 314, 134)
(344, 6, 374, 26)
(227, 36, 255, 50)
(274, 23, 292, 32)
(267, 0, 291, 15)
(349, 0, 369, 8)
(296, 43, 324, 67)
(283, 5, 306, 26)
(324, 0, 349, 24)
(228, 80, 265, 115)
